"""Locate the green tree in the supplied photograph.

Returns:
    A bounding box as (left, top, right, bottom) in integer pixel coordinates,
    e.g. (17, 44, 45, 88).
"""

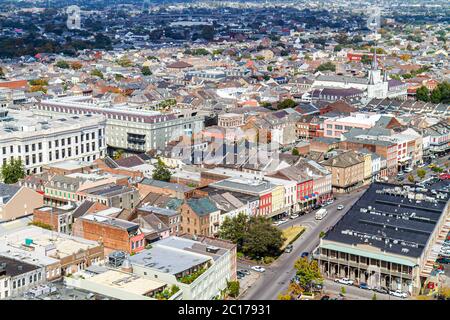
(152, 158, 172, 182)
(117, 57, 133, 67)
(417, 168, 426, 179)
(1, 159, 25, 184)
(293, 257, 322, 290)
(141, 66, 152, 76)
(113, 149, 124, 160)
(372, 293, 377, 300)
(292, 148, 300, 156)
(200, 25, 215, 41)
(0, 66, 6, 78)
(341, 286, 346, 295)
(430, 88, 442, 104)
(56, 60, 70, 69)
(277, 98, 297, 110)
(219, 214, 284, 259)
(361, 55, 372, 65)
(90, 69, 104, 79)
(416, 86, 430, 102)
(226, 280, 240, 298)
(315, 62, 336, 73)
(407, 174, 415, 183)
(241, 217, 284, 259)
(218, 213, 248, 249)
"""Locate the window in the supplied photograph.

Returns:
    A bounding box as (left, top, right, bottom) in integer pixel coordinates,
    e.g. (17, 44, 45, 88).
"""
(48, 141, 52, 148)
(38, 142, 42, 150)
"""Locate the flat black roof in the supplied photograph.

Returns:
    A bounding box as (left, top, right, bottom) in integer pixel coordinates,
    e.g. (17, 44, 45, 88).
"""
(324, 182, 450, 258)
(0, 256, 40, 277)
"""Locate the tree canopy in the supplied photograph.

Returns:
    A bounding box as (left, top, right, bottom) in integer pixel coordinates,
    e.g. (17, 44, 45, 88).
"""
(277, 98, 298, 110)
(152, 158, 172, 182)
(1, 159, 25, 184)
(141, 66, 152, 76)
(315, 62, 336, 73)
(218, 213, 285, 259)
(293, 257, 323, 290)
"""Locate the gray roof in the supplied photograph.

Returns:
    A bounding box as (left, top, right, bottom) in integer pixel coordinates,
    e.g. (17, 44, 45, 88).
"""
(0, 183, 21, 204)
(140, 178, 194, 193)
(129, 237, 212, 275)
(324, 182, 450, 258)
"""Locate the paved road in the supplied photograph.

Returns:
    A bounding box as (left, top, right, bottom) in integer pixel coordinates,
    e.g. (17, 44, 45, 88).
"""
(322, 280, 401, 300)
(240, 188, 368, 300)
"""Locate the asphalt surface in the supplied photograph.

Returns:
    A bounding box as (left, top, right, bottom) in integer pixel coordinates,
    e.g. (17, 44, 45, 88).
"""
(240, 187, 368, 300)
(322, 280, 402, 300)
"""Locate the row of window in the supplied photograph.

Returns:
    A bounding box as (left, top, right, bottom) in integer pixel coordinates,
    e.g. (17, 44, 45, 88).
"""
(12, 272, 42, 290)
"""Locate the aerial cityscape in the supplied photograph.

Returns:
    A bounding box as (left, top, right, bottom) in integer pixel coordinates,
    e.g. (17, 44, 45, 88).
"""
(0, 0, 449, 304)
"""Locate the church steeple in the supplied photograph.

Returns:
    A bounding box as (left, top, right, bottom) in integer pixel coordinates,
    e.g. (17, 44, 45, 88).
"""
(383, 69, 388, 82)
(372, 47, 378, 70)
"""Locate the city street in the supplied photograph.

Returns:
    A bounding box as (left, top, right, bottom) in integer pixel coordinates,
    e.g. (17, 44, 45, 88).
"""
(322, 280, 402, 300)
(240, 187, 368, 300)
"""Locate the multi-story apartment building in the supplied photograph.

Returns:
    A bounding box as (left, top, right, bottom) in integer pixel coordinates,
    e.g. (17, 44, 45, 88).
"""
(321, 150, 365, 193)
(72, 214, 145, 255)
(0, 256, 46, 299)
(180, 198, 220, 237)
(77, 183, 140, 210)
(129, 236, 236, 300)
(34, 96, 205, 153)
(2, 226, 104, 277)
(0, 108, 106, 175)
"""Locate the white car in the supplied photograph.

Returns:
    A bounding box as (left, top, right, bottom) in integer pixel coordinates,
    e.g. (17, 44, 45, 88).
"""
(334, 278, 353, 285)
(389, 290, 407, 298)
(337, 205, 344, 210)
(281, 218, 289, 223)
(251, 266, 266, 273)
(290, 214, 299, 219)
(397, 171, 404, 177)
(404, 167, 413, 173)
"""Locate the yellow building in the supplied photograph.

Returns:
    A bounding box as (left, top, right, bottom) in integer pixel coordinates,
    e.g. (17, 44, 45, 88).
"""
(270, 185, 285, 217)
(362, 153, 373, 184)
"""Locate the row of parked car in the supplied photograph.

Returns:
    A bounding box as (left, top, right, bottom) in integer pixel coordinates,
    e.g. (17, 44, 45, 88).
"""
(334, 278, 408, 298)
(236, 266, 268, 279)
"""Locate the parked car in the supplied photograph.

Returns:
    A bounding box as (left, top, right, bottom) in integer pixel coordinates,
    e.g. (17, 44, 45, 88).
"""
(285, 244, 293, 253)
(437, 257, 450, 264)
(404, 167, 413, 173)
(337, 204, 344, 210)
(397, 171, 404, 177)
(334, 278, 353, 285)
(300, 252, 309, 258)
(281, 218, 289, 223)
(251, 266, 266, 273)
(290, 214, 299, 219)
(240, 269, 250, 275)
(373, 287, 389, 294)
(389, 290, 407, 298)
(321, 295, 330, 300)
(359, 283, 371, 290)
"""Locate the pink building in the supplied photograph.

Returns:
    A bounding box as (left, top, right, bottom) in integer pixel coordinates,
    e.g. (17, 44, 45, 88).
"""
(323, 113, 383, 138)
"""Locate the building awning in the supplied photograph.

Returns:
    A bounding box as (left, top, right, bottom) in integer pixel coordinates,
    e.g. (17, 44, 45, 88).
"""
(320, 243, 418, 267)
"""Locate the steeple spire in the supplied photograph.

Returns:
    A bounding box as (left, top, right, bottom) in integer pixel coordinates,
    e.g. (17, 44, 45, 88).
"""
(372, 46, 378, 70)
